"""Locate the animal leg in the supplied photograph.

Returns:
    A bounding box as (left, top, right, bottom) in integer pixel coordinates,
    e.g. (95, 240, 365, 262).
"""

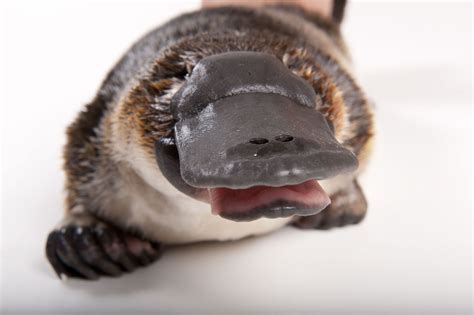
(292, 180, 367, 230)
(45, 212, 163, 280)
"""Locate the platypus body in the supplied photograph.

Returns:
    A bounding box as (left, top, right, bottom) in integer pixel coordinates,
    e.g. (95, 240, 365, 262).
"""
(46, 2, 374, 280)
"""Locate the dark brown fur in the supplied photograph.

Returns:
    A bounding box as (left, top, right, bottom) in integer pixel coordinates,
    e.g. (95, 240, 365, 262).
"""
(65, 6, 373, 210)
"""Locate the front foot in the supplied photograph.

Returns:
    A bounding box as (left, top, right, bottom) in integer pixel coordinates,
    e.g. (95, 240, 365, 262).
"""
(46, 214, 163, 280)
(293, 180, 367, 230)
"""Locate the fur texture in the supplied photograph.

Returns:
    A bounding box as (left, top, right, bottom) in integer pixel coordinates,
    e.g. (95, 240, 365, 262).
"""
(60, 5, 374, 246)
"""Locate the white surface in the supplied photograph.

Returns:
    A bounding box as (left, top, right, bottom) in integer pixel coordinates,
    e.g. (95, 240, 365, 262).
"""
(1, 1, 472, 314)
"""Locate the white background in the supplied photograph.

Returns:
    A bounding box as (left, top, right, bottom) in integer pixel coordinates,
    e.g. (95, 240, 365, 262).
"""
(1, 1, 472, 314)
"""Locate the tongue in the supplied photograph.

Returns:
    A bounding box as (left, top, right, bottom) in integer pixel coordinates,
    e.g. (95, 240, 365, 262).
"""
(208, 179, 330, 221)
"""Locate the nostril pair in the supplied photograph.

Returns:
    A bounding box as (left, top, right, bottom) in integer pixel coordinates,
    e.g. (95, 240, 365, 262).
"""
(249, 134, 294, 145)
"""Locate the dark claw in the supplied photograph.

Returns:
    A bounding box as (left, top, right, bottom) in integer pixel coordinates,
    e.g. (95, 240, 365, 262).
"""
(149, 242, 164, 260)
(130, 242, 162, 267)
(46, 231, 86, 279)
(123, 235, 162, 266)
(136, 252, 153, 266)
(140, 238, 163, 261)
(150, 241, 163, 252)
(73, 227, 123, 277)
(93, 226, 139, 272)
(55, 227, 100, 280)
(46, 223, 164, 280)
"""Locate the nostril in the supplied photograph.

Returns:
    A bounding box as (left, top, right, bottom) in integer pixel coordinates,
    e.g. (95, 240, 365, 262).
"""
(275, 134, 294, 142)
(249, 138, 269, 145)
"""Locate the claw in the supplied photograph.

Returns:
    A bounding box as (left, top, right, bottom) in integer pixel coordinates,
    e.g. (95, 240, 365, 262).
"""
(46, 231, 86, 279)
(73, 227, 123, 277)
(93, 226, 139, 272)
(55, 227, 100, 280)
(123, 235, 161, 266)
(45, 222, 164, 280)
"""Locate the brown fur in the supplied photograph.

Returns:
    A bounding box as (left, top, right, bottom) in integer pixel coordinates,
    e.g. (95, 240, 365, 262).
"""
(63, 5, 374, 228)
(115, 31, 373, 169)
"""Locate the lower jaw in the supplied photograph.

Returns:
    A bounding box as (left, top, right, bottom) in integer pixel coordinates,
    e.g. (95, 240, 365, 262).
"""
(190, 179, 331, 222)
(218, 199, 329, 222)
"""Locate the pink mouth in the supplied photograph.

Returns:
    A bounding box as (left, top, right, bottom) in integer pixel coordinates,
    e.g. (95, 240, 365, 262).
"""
(205, 179, 331, 221)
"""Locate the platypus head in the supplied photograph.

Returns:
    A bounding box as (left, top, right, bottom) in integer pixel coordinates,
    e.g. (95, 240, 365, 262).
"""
(155, 51, 357, 221)
(115, 26, 373, 222)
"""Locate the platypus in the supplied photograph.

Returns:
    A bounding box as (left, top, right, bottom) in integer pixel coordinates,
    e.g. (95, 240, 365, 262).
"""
(46, 1, 374, 280)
